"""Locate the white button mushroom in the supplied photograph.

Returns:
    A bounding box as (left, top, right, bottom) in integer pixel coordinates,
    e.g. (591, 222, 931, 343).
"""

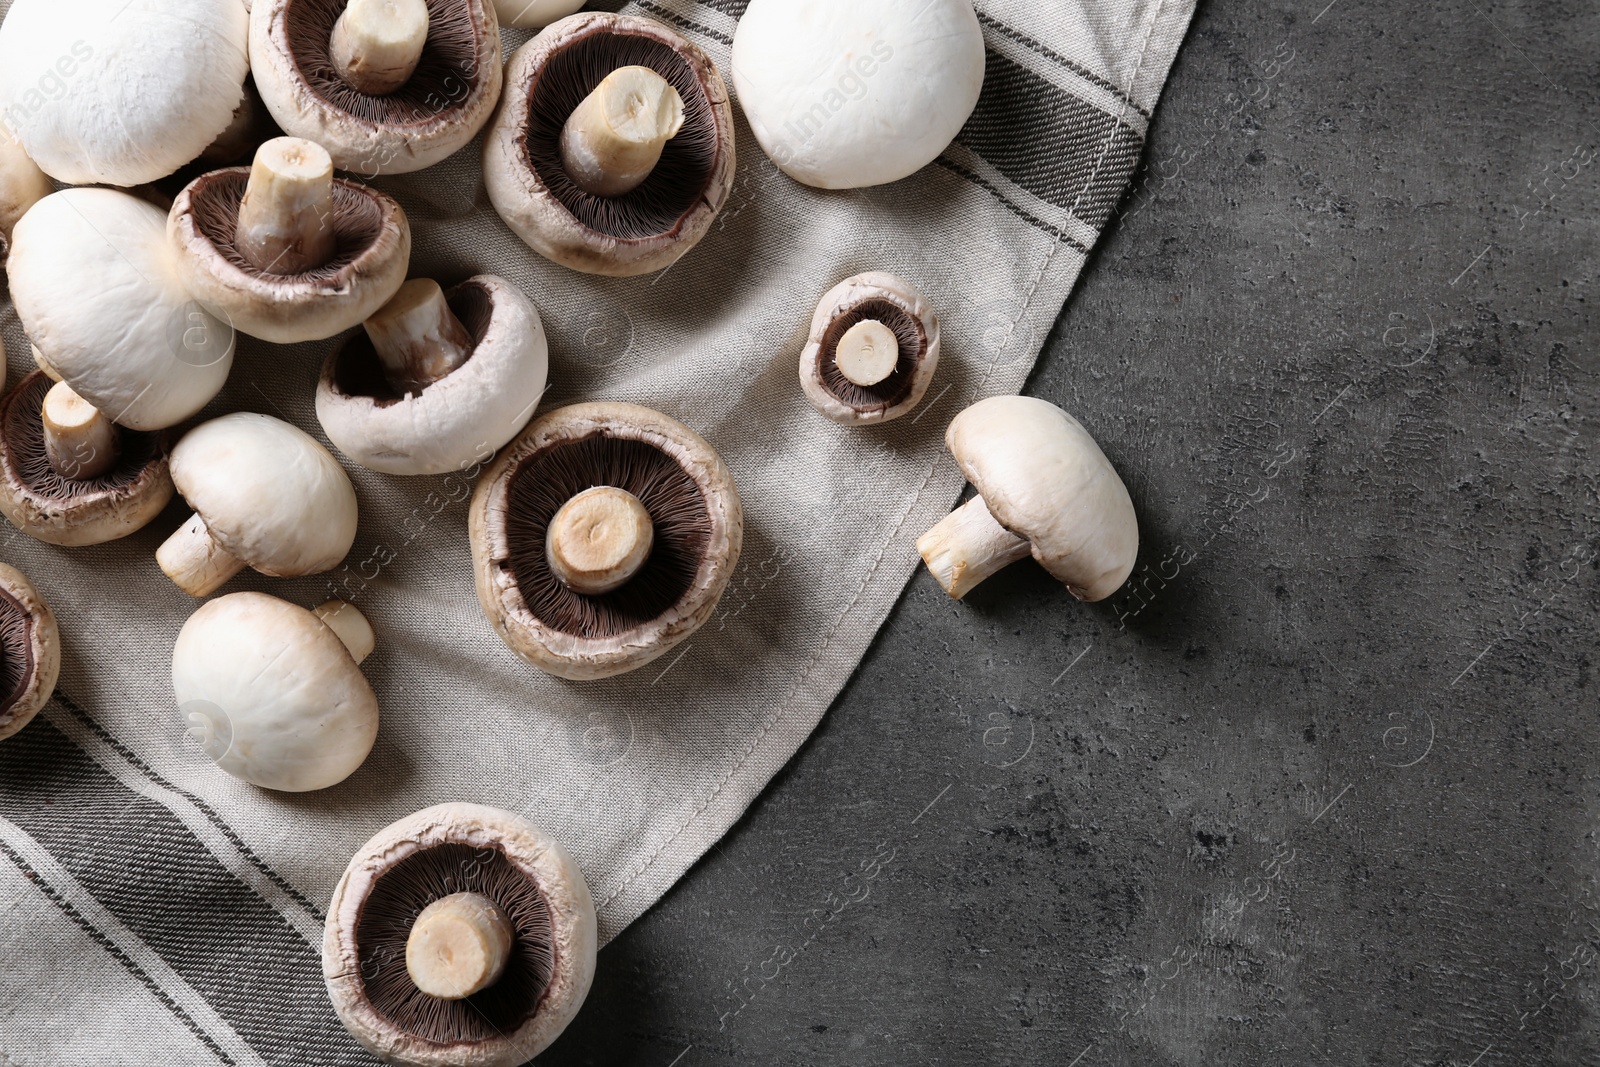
(157, 413, 360, 598)
(916, 396, 1139, 601)
(799, 272, 942, 424)
(731, 0, 986, 189)
(0, 562, 59, 743)
(172, 592, 379, 792)
(491, 0, 586, 30)
(0, 135, 52, 271)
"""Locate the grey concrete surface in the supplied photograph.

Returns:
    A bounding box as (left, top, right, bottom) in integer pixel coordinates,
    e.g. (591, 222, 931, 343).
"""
(541, 2, 1600, 1064)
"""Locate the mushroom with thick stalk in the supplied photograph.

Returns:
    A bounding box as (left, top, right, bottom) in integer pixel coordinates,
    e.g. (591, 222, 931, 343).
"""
(492, 0, 586, 30)
(169, 137, 411, 344)
(470, 402, 744, 680)
(485, 12, 737, 276)
(800, 272, 941, 424)
(917, 396, 1139, 601)
(0, 135, 52, 272)
(172, 592, 378, 791)
(325, 803, 597, 1066)
(0, 562, 59, 743)
(157, 413, 360, 598)
(317, 275, 550, 476)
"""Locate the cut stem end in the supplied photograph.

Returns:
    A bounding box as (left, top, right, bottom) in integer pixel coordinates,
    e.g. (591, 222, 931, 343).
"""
(157, 512, 248, 598)
(41, 381, 119, 481)
(331, 0, 430, 96)
(835, 319, 900, 387)
(406, 891, 514, 1000)
(235, 137, 338, 276)
(560, 65, 686, 198)
(546, 486, 656, 595)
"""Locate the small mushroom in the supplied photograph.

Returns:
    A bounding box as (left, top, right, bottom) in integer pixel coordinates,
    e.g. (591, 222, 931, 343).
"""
(470, 402, 743, 680)
(731, 0, 986, 189)
(157, 413, 360, 598)
(916, 396, 1139, 601)
(0, 135, 52, 272)
(169, 137, 412, 344)
(317, 275, 550, 476)
(172, 592, 378, 791)
(325, 803, 596, 1066)
(484, 12, 737, 276)
(0, 562, 59, 743)
(250, 0, 503, 175)
(799, 272, 941, 424)
(491, 0, 586, 30)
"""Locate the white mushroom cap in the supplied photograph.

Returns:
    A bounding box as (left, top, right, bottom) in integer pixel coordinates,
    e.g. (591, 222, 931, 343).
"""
(491, 0, 585, 29)
(0, 0, 249, 186)
(0, 562, 59, 743)
(0, 134, 52, 264)
(172, 592, 378, 792)
(731, 0, 985, 189)
(7, 189, 234, 431)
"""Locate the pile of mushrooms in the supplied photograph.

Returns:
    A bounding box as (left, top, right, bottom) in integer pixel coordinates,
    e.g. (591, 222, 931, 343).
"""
(0, 562, 58, 743)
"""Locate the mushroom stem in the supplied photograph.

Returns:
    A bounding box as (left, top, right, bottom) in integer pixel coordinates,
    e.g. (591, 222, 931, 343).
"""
(546, 486, 655, 595)
(157, 513, 249, 598)
(235, 137, 338, 276)
(313, 600, 376, 666)
(560, 66, 686, 198)
(406, 891, 514, 1000)
(330, 0, 430, 96)
(916, 495, 1033, 600)
(835, 319, 901, 387)
(41, 382, 120, 481)
(363, 279, 474, 395)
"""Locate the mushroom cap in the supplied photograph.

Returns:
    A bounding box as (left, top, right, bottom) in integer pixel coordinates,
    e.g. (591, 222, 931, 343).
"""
(325, 803, 597, 1067)
(800, 271, 941, 424)
(492, 0, 586, 30)
(732, 0, 985, 189)
(0, 372, 175, 547)
(168, 168, 412, 345)
(470, 401, 744, 680)
(0, 562, 59, 743)
(0, 0, 250, 187)
(170, 413, 359, 578)
(946, 396, 1138, 602)
(172, 592, 377, 791)
(484, 12, 737, 277)
(0, 135, 53, 265)
(8, 189, 235, 431)
(250, 0, 504, 176)
(317, 275, 550, 476)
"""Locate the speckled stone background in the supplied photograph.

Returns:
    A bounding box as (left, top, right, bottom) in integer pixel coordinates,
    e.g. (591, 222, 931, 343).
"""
(539, 1, 1600, 1064)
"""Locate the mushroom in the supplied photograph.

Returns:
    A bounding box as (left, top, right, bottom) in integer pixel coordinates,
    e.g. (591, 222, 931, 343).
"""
(916, 396, 1139, 601)
(7, 188, 235, 431)
(0, 0, 250, 186)
(0, 135, 52, 271)
(325, 803, 596, 1067)
(157, 413, 360, 598)
(250, 0, 504, 176)
(491, 0, 586, 30)
(800, 272, 941, 425)
(731, 0, 986, 189)
(0, 562, 59, 743)
(169, 137, 412, 344)
(484, 12, 737, 276)
(0, 371, 175, 546)
(172, 592, 378, 791)
(469, 402, 743, 680)
(316, 275, 550, 476)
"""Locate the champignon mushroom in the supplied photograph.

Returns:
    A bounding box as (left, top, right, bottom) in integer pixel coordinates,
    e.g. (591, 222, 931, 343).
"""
(470, 402, 743, 680)
(0, 0, 250, 186)
(157, 413, 360, 598)
(250, 0, 503, 176)
(0, 562, 59, 743)
(731, 0, 986, 189)
(7, 188, 235, 431)
(172, 592, 378, 791)
(484, 12, 737, 276)
(317, 275, 549, 476)
(0, 135, 52, 271)
(169, 137, 411, 344)
(800, 272, 941, 424)
(491, 0, 586, 30)
(916, 396, 1139, 601)
(325, 803, 596, 1067)
(0, 371, 174, 546)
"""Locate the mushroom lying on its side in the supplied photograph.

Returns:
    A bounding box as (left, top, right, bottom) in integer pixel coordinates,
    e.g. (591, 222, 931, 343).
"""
(325, 804, 596, 1067)
(0, 562, 59, 743)
(800, 272, 941, 425)
(917, 396, 1139, 601)
(0, 136, 52, 272)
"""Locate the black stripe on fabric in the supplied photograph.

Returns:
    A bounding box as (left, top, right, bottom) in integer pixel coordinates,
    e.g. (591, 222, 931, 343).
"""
(0, 836, 239, 1067)
(635, 0, 734, 45)
(932, 158, 1090, 255)
(974, 10, 1153, 120)
(0, 720, 375, 1067)
(688, 0, 748, 17)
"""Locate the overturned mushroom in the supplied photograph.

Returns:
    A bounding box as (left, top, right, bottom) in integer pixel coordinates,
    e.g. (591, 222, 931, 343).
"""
(173, 593, 378, 792)
(0, 562, 59, 743)
(492, 0, 586, 30)
(484, 12, 737, 276)
(317, 275, 549, 476)
(251, 0, 503, 175)
(470, 402, 743, 680)
(169, 137, 411, 344)
(0, 135, 52, 271)
(325, 803, 596, 1066)
(800, 272, 941, 424)
(158, 413, 360, 598)
(917, 396, 1139, 601)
